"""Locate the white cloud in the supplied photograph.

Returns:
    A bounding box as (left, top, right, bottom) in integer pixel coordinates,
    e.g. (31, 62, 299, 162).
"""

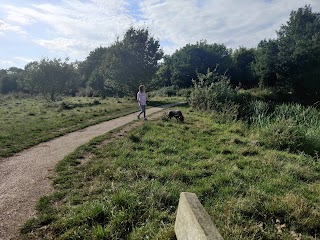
(1, 0, 138, 62)
(33, 37, 97, 59)
(139, 0, 320, 53)
(0, 57, 35, 69)
(14, 56, 34, 63)
(0, 19, 26, 35)
(6, 10, 34, 25)
(0, 59, 14, 64)
(4, 0, 134, 40)
(0, 59, 15, 68)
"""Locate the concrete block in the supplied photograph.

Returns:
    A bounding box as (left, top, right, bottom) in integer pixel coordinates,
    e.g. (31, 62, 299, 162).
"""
(175, 192, 223, 240)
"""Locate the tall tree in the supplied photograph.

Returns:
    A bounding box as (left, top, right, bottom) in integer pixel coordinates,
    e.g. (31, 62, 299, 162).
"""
(23, 58, 77, 101)
(0, 67, 24, 94)
(252, 39, 279, 87)
(167, 41, 232, 88)
(0, 75, 16, 94)
(277, 5, 320, 98)
(78, 46, 107, 87)
(102, 27, 163, 95)
(87, 68, 108, 98)
(232, 47, 257, 87)
(150, 55, 172, 89)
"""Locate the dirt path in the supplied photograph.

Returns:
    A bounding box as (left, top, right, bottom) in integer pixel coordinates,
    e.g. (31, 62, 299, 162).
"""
(0, 103, 181, 240)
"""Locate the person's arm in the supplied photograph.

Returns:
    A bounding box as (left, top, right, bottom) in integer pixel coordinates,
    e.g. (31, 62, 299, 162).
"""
(137, 92, 141, 105)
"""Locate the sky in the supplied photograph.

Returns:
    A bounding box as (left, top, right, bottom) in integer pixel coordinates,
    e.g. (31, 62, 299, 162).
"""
(0, 0, 320, 69)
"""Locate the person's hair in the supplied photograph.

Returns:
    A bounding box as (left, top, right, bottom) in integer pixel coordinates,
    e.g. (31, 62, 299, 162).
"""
(139, 85, 145, 92)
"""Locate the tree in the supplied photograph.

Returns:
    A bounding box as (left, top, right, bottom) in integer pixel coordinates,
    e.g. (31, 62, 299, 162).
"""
(0, 67, 24, 94)
(62, 61, 80, 96)
(252, 39, 279, 87)
(102, 27, 163, 95)
(78, 46, 107, 87)
(166, 41, 232, 88)
(0, 75, 15, 94)
(23, 58, 77, 101)
(150, 55, 172, 89)
(87, 68, 107, 98)
(232, 47, 257, 87)
(277, 5, 320, 98)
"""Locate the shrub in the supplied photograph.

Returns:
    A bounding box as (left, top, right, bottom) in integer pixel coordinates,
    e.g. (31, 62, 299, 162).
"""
(59, 102, 69, 110)
(189, 69, 236, 112)
(0, 92, 32, 100)
(211, 100, 239, 123)
(148, 85, 191, 98)
(76, 87, 95, 97)
(176, 88, 192, 98)
(148, 86, 178, 97)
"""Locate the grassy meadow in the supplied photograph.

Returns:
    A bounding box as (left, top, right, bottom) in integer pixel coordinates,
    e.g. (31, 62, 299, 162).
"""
(21, 103, 320, 239)
(0, 95, 176, 157)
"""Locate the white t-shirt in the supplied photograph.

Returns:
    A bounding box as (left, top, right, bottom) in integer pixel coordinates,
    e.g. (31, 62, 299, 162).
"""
(137, 91, 147, 105)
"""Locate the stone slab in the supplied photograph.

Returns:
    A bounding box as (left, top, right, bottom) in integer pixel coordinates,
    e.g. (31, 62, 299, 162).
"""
(175, 192, 223, 240)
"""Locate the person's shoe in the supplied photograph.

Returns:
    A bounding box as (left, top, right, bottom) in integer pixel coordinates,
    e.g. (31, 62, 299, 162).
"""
(137, 114, 140, 119)
(144, 118, 148, 121)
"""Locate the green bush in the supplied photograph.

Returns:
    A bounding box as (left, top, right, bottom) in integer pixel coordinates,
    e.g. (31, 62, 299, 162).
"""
(176, 88, 191, 98)
(211, 100, 239, 123)
(189, 69, 236, 112)
(148, 86, 178, 97)
(149, 86, 191, 98)
(76, 87, 95, 97)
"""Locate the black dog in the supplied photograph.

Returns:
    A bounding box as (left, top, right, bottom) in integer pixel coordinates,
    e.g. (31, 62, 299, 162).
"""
(166, 110, 184, 122)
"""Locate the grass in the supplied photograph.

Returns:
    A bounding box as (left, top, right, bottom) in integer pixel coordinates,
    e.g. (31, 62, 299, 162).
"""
(248, 101, 320, 155)
(0, 95, 179, 157)
(21, 105, 320, 239)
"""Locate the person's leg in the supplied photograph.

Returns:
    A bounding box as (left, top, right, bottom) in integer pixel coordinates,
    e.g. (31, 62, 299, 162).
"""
(142, 105, 147, 120)
(138, 105, 145, 119)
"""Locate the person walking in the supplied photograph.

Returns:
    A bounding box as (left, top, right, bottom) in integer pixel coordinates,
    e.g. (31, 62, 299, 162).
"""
(137, 85, 147, 121)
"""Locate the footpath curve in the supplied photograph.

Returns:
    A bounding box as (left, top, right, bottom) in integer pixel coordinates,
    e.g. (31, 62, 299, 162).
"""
(0, 103, 182, 240)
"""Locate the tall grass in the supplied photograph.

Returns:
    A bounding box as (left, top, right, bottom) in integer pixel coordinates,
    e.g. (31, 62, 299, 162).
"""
(249, 101, 320, 154)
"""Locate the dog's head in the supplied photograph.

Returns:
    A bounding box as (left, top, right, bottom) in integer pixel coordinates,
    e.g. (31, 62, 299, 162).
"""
(166, 110, 174, 118)
(178, 114, 184, 122)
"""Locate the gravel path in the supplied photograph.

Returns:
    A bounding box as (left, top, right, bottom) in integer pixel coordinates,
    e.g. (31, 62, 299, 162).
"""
(0, 103, 180, 240)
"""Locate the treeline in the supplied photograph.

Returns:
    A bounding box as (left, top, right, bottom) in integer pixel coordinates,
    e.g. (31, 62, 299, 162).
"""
(0, 28, 163, 101)
(154, 5, 320, 102)
(1, 5, 319, 102)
